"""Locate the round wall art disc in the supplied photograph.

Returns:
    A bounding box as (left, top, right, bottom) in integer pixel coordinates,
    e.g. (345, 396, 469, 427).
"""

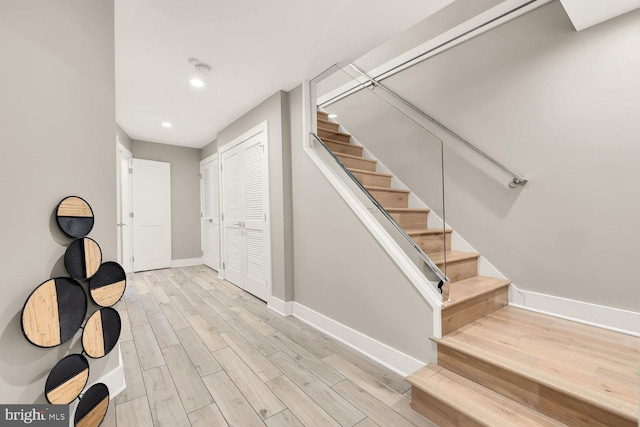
(56, 196, 95, 238)
(64, 238, 102, 280)
(88, 262, 127, 307)
(21, 277, 87, 348)
(74, 383, 109, 427)
(82, 307, 121, 359)
(45, 354, 90, 405)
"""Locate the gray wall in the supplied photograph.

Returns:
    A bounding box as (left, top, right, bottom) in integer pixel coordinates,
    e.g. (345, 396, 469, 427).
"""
(0, 0, 119, 403)
(329, 2, 640, 312)
(116, 123, 133, 152)
(132, 140, 202, 260)
(288, 85, 437, 362)
(200, 139, 217, 160)
(216, 91, 294, 301)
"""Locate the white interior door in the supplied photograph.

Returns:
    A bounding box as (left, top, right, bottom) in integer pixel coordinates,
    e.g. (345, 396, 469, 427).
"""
(120, 155, 134, 272)
(201, 155, 220, 271)
(220, 128, 269, 301)
(132, 159, 171, 271)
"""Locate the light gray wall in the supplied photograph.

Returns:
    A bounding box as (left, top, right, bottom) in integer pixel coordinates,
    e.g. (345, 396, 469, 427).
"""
(132, 140, 202, 260)
(328, 2, 640, 312)
(0, 0, 119, 403)
(200, 139, 217, 160)
(289, 85, 437, 362)
(217, 91, 293, 301)
(116, 123, 133, 152)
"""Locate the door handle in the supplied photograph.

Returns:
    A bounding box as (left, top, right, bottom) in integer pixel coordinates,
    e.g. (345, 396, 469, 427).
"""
(207, 219, 213, 223)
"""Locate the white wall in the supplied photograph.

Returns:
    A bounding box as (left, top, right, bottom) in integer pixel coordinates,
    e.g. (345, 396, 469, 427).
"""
(328, 2, 640, 312)
(0, 0, 120, 403)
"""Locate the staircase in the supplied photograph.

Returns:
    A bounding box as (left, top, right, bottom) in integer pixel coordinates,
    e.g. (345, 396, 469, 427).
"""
(316, 111, 639, 426)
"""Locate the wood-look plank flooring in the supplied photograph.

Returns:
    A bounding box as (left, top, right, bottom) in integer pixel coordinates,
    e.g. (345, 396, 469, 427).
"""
(112, 265, 434, 427)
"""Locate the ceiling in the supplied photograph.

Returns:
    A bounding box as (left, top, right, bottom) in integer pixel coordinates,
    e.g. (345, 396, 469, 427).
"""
(115, 0, 453, 148)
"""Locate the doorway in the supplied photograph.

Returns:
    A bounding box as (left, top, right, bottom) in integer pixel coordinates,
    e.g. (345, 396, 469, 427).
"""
(219, 121, 271, 301)
(200, 154, 220, 271)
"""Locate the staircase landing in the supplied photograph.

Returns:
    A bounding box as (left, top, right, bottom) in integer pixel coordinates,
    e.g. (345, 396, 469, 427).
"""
(414, 306, 640, 426)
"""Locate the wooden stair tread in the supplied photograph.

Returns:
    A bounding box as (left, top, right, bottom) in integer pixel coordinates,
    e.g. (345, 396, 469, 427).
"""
(429, 250, 480, 265)
(436, 306, 640, 422)
(317, 118, 337, 126)
(385, 207, 430, 213)
(318, 125, 350, 138)
(407, 364, 565, 426)
(444, 276, 511, 307)
(347, 168, 392, 177)
(316, 111, 329, 119)
(405, 228, 452, 235)
(321, 137, 358, 148)
(334, 152, 376, 162)
(364, 186, 409, 194)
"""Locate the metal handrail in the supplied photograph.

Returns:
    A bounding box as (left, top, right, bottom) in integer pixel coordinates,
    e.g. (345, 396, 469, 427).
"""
(310, 132, 448, 285)
(325, 63, 528, 188)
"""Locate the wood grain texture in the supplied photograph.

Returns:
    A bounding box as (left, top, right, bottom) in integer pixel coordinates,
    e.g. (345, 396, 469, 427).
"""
(58, 197, 92, 217)
(325, 139, 363, 157)
(91, 280, 126, 307)
(365, 186, 409, 209)
(161, 344, 213, 413)
(132, 324, 165, 370)
(202, 371, 265, 427)
(176, 327, 222, 376)
(76, 397, 109, 427)
(82, 311, 105, 357)
(116, 340, 146, 404)
(83, 239, 101, 278)
(116, 396, 153, 427)
(188, 404, 229, 427)
(142, 365, 191, 427)
(334, 152, 377, 171)
(22, 279, 60, 347)
(46, 369, 88, 404)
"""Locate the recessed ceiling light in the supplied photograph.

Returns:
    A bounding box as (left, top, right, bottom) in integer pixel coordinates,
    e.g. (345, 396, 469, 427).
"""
(328, 113, 338, 119)
(161, 122, 172, 128)
(190, 78, 205, 88)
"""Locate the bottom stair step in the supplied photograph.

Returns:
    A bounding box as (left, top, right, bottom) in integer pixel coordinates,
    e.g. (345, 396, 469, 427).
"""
(407, 364, 565, 427)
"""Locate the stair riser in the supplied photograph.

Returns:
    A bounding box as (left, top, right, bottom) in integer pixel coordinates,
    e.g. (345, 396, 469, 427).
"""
(351, 172, 391, 188)
(318, 120, 339, 132)
(317, 111, 329, 120)
(411, 386, 482, 427)
(437, 258, 478, 282)
(441, 286, 508, 336)
(368, 190, 408, 209)
(389, 211, 429, 229)
(318, 127, 350, 142)
(413, 232, 451, 254)
(326, 140, 363, 157)
(437, 345, 636, 427)
(337, 156, 376, 172)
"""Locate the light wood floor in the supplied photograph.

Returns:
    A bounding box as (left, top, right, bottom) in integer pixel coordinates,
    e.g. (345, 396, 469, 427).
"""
(101, 265, 435, 427)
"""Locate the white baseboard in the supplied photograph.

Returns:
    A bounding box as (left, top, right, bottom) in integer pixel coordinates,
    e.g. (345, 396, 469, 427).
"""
(171, 257, 203, 268)
(291, 302, 426, 377)
(510, 284, 640, 337)
(268, 297, 293, 316)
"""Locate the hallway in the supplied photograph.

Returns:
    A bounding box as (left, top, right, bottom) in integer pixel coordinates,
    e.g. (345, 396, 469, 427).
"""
(104, 266, 435, 426)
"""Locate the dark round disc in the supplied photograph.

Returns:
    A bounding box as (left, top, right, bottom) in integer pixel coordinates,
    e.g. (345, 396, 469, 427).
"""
(82, 308, 121, 359)
(56, 196, 95, 238)
(74, 383, 109, 427)
(89, 262, 127, 307)
(64, 238, 102, 280)
(21, 277, 87, 348)
(45, 354, 90, 404)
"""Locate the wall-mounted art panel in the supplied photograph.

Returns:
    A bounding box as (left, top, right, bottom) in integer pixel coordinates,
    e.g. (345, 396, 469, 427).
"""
(21, 277, 87, 348)
(45, 354, 90, 404)
(88, 262, 126, 307)
(56, 196, 95, 238)
(82, 308, 121, 359)
(74, 383, 109, 427)
(65, 238, 102, 280)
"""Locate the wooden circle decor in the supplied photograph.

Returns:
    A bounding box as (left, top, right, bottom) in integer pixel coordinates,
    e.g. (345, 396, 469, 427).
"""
(82, 308, 121, 359)
(45, 354, 90, 404)
(56, 196, 95, 238)
(65, 238, 102, 280)
(88, 262, 127, 307)
(74, 383, 109, 427)
(21, 277, 88, 348)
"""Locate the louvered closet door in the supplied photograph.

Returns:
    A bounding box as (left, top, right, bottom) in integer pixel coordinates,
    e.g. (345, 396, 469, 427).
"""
(240, 133, 268, 301)
(201, 157, 220, 270)
(220, 131, 269, 301)
(221, 147, 244, 286)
